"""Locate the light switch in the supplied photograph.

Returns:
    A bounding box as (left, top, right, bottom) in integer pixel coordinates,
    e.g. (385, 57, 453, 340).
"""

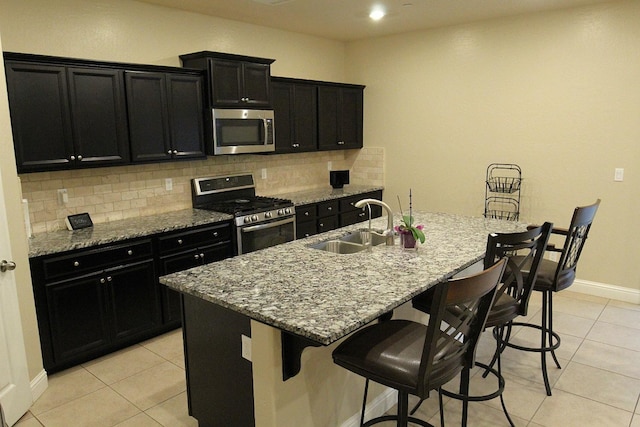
(614, 168, 624, 182)
(261, 168, 267, 179)
(165, 178, 173, 191)
(327, 161, 332, 171)
(57, 189, 68, 205)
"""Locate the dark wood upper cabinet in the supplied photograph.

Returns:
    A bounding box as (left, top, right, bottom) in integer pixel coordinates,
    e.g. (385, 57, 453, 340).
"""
(318, 84, 364, 151)
(126, 71, 205, 163)
(272, 78, 317, 153)
(67, 67, 130, 167)
(5, 61, 130, 172)
(180, 51, 274, 109)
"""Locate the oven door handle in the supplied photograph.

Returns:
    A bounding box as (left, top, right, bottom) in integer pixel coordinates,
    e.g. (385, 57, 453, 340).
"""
(241, 217, 295, 233)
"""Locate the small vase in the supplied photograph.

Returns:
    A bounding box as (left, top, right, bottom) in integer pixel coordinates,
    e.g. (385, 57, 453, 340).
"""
(401, 233, 418, 250)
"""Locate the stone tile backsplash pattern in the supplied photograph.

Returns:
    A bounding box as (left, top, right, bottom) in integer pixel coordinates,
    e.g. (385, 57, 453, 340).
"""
(20, 148, 384, 234)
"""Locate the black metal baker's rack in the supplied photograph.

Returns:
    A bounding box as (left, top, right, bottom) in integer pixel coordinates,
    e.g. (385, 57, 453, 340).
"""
(484, 163, 522, 221)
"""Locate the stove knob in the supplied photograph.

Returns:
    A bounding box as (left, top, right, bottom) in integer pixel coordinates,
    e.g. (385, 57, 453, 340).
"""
(244, 216, 252, 224)
(265, 212, 272, 218)
(277, 209, 284, 216)
(285, 208, 292, 215)
(251, 215, 258, 222)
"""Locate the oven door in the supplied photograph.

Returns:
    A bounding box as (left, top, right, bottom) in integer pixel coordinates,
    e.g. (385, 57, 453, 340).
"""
(237, 216, 295, 255)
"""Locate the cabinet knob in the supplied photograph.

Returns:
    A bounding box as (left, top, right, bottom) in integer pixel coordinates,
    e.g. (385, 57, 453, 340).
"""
(177, 239, 183, 245)
(327, 207, 332, 211)
(359, 212, 366, 217)
(241, 97, 249, 102)
(127, 250, 133, 256)
(73, 261, 80, 267)
(304, 212, 309, 216)
(293, 143, 299, 148)
(305, 233, 310, 237)
(106, 276, 112, 282)
(337, 141, 345, 145)
(194, 254, 200, 260)
(213, 232, 218, 237)
(70, 155, 76, 161)
(319, 223, 324, 227)
(200, 253, 205, 259)
(100, 278, 106, 284)
(77, 155, 83, 160)
(173, 150, 178, 155)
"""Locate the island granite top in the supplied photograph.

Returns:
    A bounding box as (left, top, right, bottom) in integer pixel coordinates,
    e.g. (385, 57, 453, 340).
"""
(160, 212, 526, 345)
(274, 185, 384, 205)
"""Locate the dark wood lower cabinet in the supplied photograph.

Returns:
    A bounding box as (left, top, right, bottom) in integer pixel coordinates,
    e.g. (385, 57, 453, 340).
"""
(181, 294, 254, 427)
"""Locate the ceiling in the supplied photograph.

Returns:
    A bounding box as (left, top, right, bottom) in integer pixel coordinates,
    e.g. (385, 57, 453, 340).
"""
(136, 0, 616, 41)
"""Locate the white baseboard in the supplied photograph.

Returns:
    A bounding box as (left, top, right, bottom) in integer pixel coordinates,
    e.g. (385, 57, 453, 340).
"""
(340, 387, 397, 427)
(572, 279, 640, 304)
(30, 370, 48, 403)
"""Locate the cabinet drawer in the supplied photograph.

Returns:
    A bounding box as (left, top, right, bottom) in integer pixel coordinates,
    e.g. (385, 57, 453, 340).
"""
(296, 221, 317, 239)
(340, 210, 369, 227)
(317, 216, 339, 233)
(339, 191, 384, 213)
(296, 204, 316, 221)
(317, 200, 339, 217)
(43, 239, 153, 281)
(158, 223, 231, 254)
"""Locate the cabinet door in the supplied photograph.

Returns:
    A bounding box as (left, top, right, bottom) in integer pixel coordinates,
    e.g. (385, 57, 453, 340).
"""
(107, 260, 160, 342)
(166, 74, 206, 159)
(5, 62, 74, 172)
(242, 62, 271, 107)
(46, 273, 110, 365)
(292, 84, 317, 151)
(67, 67, 130, 166)
(209, 59, 243, 107)
(317, 85, 340, 150)
(125, 71, 172, 162)
(272, 81, 294, 153)
(338, 87, 363, 149)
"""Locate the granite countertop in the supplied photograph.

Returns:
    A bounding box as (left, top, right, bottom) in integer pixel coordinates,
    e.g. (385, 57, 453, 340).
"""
(275, 185, 384, 205)
(27, 186, 383, 258)
(27, 209, 233, 258)
(160, 212, 526, 345)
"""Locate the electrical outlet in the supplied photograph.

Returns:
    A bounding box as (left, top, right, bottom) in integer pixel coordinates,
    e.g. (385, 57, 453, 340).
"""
(614, 168, 624, 182)
(327, 161, 332, 171)
(57, 189, 68, 205)
(241, 334, 252, 362)
(261, 168, 267, 179)
(165, 178, 173, 191)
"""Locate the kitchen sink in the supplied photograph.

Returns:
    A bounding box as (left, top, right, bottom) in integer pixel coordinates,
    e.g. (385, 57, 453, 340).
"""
(308, 229, 390, 254)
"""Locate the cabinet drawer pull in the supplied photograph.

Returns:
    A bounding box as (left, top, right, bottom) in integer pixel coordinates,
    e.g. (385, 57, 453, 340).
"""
(304, 212, 309, 216)
(70, 155, 76, 161)
(213, 232, 218, 237)
(168, 150, 173, 154)
(359, 212, 366, 217)
(77, 155, 83, 160)
(127, 250, 133, 256)
(327, 207, 332, 211)
(194, 254, 200, 260)
(337, 141, 345, 145)
(106, 276, 112, 282)
(177, 239, 183, 245)
(319, 223, 324, 227)
(173, 150, 178, 155)
(100, 278, 106, 284)
(200, 253, 205, 259)
(73, 261, 80, 267)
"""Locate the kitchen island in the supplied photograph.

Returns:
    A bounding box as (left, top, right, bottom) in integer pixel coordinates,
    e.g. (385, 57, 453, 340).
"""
(160, 211, 525, 427)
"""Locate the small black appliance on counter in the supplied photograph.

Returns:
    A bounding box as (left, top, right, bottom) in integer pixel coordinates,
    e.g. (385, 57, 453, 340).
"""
(330, 170, 350, 189)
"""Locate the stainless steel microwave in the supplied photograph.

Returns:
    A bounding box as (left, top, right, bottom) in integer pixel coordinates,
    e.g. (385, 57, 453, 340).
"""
(212, 109, 275, 155)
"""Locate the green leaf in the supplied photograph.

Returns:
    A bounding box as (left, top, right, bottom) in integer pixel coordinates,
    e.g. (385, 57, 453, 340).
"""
(411, 227, 426, 244)
(402, 214, 414, 228)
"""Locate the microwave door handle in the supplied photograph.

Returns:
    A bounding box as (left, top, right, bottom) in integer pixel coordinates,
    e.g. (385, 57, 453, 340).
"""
(261, 118, 268, 143)
(242, 217, 294, 233)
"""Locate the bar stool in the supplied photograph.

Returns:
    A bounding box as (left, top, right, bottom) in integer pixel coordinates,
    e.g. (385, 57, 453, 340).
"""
(411, 223, 552, 426)
(332, 259, 506, 427)
(504, 199, 600, 395)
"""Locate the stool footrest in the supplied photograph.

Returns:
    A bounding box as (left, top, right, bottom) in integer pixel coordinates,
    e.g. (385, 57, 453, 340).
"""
(363, 414, 434, 427)
(504, 321, 561, 353)
(439, 362, 505, 402)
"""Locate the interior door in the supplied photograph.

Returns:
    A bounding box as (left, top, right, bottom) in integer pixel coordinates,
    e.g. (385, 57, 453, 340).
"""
(0, 171, 32, 425)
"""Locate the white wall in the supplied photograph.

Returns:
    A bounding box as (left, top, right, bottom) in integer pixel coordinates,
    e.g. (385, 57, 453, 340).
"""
(346, 0, 640, 291)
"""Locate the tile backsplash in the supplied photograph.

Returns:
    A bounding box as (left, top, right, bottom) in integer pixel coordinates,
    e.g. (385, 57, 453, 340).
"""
(20, 147, 384, 234)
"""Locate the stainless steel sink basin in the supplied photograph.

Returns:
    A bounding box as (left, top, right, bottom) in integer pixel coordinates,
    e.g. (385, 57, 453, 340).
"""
(308, 240, 367, 254)
(308, 229, 389, 254)
(339, 229, 388, 246)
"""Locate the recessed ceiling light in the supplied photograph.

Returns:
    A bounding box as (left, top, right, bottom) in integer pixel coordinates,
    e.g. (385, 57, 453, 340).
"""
(369, 7, 386, 21)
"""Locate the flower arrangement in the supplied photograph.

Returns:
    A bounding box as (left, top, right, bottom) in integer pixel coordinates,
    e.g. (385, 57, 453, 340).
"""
(395, 189, 426, 245)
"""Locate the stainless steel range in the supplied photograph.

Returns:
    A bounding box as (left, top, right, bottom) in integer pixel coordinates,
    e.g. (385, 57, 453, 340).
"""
(192, 173, 295, 255)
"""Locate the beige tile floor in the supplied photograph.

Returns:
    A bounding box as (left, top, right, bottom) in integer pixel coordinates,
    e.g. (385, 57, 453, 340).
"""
(14, 290, 640, 427)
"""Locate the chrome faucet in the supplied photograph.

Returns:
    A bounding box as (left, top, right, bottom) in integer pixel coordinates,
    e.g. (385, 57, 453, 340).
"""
(354, 198, 395, 246)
